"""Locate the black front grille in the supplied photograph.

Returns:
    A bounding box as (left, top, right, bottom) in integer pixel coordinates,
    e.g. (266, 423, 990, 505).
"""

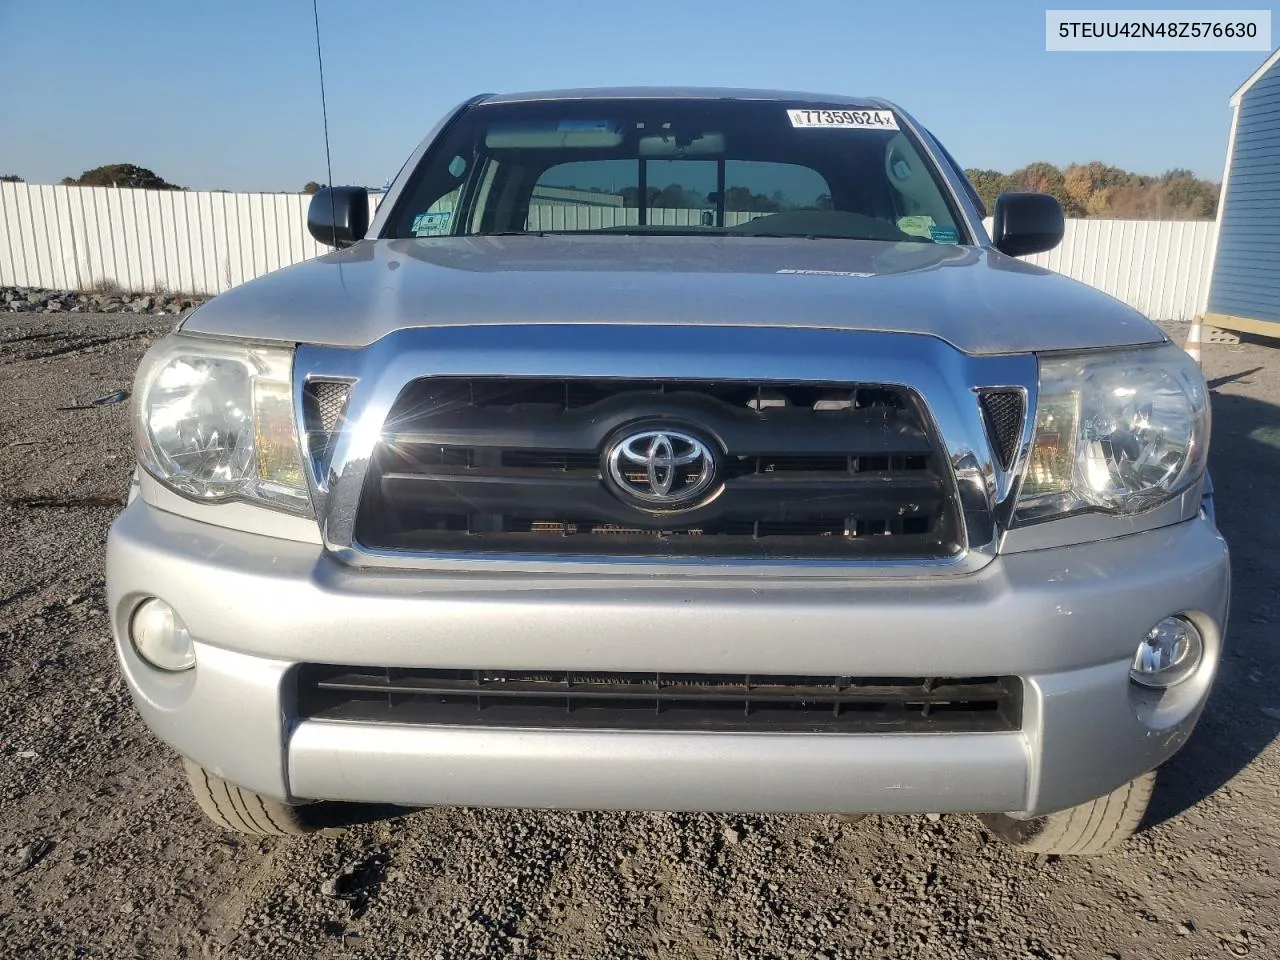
(355, 378, 962, 560)
(297, 666, 1023, 734)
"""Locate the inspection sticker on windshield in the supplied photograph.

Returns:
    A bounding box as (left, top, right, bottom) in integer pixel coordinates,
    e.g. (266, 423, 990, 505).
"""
(787, 109, 898, 130)
(412, 211, 452, 237)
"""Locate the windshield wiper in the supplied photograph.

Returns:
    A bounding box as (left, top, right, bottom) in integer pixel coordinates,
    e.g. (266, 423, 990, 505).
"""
(727, 232, 938, 243)
(466, 229, 904, 241)
(580, 229, 728, 237)
(724, 232, 862, 240)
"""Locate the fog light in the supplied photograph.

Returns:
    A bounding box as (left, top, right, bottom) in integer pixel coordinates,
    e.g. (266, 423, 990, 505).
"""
(129, 598, 195, 672)
(1130, 616, 1202, 688)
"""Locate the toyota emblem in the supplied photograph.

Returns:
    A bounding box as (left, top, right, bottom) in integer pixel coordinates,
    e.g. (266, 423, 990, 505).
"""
(605, 428, 718, 508)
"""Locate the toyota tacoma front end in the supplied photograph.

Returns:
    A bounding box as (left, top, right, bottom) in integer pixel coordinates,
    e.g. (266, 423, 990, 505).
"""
(106, 89, 1229, 854)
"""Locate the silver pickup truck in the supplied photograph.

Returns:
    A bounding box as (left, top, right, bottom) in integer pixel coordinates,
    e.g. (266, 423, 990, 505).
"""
(107, 88, 1229, 854)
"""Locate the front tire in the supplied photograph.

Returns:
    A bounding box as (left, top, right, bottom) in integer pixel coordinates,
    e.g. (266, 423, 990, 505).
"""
(183, 759, 315, 836)
(977, 771, 1155, 856)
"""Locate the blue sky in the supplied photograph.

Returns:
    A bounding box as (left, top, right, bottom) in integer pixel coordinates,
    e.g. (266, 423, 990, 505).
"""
(0, 1, 1273, 191)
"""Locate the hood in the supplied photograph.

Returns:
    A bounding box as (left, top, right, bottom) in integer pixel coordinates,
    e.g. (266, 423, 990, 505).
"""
(184, 235, 1166, 356)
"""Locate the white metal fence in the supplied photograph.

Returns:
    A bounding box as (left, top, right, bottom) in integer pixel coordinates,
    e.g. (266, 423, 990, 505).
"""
(0, 182, 1217, 320)
(1003, 217, 1218, 324)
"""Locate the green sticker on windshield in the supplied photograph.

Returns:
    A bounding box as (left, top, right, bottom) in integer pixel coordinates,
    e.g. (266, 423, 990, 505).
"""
(412, 211, 452, 237)
(929, 225, 958, 244)
(898, 215, 935, 239)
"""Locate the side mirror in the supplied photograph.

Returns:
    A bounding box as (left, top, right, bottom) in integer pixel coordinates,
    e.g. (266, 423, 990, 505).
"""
(307, 187, 369, 248)
(991, 192, 1064, 257)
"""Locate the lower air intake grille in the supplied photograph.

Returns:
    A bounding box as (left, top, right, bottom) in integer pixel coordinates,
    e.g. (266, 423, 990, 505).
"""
(296, 666, 1022, 734)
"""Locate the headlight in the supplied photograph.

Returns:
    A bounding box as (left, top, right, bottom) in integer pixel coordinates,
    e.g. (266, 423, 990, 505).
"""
(1015, 343, 1209, 523)
(133, 335, 310, 514)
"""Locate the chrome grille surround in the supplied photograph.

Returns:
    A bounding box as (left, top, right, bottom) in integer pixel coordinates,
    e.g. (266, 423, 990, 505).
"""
(294, 324, 1038, 577)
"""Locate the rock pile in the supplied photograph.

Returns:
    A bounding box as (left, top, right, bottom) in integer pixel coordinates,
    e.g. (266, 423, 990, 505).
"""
(2, 286, 208, 315)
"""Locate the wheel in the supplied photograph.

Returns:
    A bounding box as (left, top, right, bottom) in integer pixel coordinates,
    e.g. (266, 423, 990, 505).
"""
(182, 758, 315, 836)
(977, 771, 1155, 856)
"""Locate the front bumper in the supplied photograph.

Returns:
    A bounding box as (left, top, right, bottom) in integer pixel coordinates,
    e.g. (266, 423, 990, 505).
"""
(107, 500, 1230, 816)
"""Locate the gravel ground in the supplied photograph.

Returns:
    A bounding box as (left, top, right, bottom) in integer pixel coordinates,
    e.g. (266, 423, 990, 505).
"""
(1, 311, 1277, 959)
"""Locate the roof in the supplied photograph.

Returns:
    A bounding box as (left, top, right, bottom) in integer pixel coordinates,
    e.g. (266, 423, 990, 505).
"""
(1230, 47, 1280, 106)
(480, 86, 888, 108)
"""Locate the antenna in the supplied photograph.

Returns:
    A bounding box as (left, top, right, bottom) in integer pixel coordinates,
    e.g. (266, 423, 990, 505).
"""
(311, 0, 337, 244)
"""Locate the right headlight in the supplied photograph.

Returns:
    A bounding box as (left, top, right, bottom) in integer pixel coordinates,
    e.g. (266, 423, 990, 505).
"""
(1014, 343, 1209, 523)
(133, 334, 311, 515)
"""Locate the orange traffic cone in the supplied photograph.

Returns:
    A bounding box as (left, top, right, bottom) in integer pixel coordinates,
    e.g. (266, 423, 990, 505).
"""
(1184, 317, 1203, 366)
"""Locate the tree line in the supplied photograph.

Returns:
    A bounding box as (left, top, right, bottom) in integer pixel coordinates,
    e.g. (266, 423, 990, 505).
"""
(0, 167, 339, 195)
(0, 166, 331, 193)
(965, 162, 1219, 220)
(4, 161, 1221, 220)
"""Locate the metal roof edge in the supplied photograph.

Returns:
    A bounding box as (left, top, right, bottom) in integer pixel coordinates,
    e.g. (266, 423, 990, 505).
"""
(478, 86, 883, 106)
(1230, 47, 1280, 107)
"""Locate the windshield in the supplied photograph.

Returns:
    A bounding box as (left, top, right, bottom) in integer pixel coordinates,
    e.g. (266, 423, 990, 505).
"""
(384, 98, 968, 244)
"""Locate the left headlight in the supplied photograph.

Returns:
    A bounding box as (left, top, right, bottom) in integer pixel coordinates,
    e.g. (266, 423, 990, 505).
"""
(1015, 342, 1209, 523)
(133, 334, 311, 515)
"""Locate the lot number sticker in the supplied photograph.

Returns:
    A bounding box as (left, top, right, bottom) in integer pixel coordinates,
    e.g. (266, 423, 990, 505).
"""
(788, 109, 899, 130)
